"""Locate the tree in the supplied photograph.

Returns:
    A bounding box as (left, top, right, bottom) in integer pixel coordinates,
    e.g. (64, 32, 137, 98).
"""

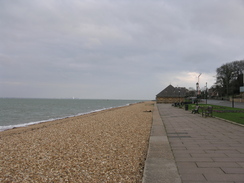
(215, 60, 244, 96)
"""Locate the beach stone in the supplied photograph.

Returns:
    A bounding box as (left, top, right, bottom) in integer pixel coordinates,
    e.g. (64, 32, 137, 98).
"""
(0, 102, 154, 183)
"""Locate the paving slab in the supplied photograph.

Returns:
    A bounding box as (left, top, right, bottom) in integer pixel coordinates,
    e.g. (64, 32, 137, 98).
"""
(142, 104, 181, 183)
(157, 104, 244, 183)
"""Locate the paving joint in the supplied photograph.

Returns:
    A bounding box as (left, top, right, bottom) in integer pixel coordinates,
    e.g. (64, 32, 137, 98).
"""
(157, 103, 244, 183)
(142, 103, 181, 183)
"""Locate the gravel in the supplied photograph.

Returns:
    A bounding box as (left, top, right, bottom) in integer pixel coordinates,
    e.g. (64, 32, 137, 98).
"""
(0, 102, 153, 183)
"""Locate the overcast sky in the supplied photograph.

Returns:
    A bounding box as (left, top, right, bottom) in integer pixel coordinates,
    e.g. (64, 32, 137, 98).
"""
(1, 0, 244, 100)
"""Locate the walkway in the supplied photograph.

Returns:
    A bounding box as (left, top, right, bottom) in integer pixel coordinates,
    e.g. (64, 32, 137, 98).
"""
(142, 103, 181, 183)
(203, 99, 244, 109)
(157, 104, 244, 183)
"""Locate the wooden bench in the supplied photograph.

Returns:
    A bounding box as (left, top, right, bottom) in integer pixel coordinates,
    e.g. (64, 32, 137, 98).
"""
(202, 106, 213, 117)
(191, 106, 200, 114)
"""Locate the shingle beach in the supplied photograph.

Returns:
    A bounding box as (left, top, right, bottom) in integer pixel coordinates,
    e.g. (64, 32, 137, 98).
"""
(0, 102, 153, 182)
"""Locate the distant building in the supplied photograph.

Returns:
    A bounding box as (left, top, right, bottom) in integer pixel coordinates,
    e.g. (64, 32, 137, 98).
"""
(208, 85, 219, 99)
(156, 84, 188, 103)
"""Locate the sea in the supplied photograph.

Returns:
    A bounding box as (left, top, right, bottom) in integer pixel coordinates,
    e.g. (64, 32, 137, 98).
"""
(0, 98, 144, 132)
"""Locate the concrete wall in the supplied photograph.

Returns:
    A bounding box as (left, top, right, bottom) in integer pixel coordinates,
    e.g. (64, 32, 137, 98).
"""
(229, 94, 244, 103)
(233, 98, 244, 103)
(156, 97, 184, 103)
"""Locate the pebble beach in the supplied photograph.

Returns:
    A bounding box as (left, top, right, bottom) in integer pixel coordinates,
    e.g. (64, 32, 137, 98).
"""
(0, 101, 154, 182)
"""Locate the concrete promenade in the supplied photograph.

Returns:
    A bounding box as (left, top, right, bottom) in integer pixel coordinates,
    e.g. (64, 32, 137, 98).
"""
(143, 104, 181, 183)
(156, 104, 244, 183)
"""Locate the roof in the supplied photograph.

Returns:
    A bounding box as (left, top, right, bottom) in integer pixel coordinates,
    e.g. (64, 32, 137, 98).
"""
(156, 84, 188, 98)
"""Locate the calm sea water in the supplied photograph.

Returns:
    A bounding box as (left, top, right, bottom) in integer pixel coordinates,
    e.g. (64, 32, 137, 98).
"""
(0, 98, 143, 131)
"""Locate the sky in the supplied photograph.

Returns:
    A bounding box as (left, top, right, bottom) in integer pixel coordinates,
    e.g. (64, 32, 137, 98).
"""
(1, 0, 244, 100)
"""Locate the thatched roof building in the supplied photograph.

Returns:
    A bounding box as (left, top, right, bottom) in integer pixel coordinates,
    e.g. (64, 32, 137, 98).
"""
(156, 84, 188, 103)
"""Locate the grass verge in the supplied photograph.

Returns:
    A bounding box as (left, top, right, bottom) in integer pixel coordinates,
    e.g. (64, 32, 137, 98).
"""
(187, 104, 244, 125)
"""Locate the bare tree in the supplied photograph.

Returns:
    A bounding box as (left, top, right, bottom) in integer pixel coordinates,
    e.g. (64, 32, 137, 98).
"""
(215, 60, 244, 96)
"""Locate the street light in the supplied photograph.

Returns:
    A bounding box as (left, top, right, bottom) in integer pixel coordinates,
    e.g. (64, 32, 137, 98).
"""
(206, 82, 208, 103)
(196, 73, 202, 105)
(231, 71, 237, 108)
(179, 89, 181, 105)
(196, 82, 199, 105)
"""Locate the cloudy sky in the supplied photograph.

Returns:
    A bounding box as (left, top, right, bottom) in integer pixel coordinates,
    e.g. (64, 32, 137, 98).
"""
(1, 0, 244, 100)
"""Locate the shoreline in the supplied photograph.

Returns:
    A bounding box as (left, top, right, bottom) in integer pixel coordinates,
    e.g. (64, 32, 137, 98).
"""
(0, 100, 142, 132)
(0, 101, 154, 182)
(0, 103, 137, 135)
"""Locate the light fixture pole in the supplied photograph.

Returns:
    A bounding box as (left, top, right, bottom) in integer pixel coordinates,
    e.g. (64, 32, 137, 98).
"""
(196, 82, 199, 105)
(179, 89, 181, 105)
(196, 73, 202, 105)
(205, 82, 207, 104)
(231, 71, 236, 108)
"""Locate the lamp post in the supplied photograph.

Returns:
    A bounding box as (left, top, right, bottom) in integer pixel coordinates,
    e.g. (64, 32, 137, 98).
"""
(205, 82, 207, 104)
(196, 73, 201, 105)
(231, 71, 237, 108)
(196, 82, 199, 105)
(179, 90, 181, 105)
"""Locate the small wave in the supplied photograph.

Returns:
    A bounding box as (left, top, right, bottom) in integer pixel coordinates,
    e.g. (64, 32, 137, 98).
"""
(0, 103, 134, 132)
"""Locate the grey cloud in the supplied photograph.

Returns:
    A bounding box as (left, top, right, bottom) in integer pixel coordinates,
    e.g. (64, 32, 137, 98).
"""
(1, 0, 244, 99)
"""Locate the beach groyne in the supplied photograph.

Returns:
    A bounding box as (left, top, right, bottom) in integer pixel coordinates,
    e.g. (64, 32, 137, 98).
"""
(0, 102, 154, 182)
